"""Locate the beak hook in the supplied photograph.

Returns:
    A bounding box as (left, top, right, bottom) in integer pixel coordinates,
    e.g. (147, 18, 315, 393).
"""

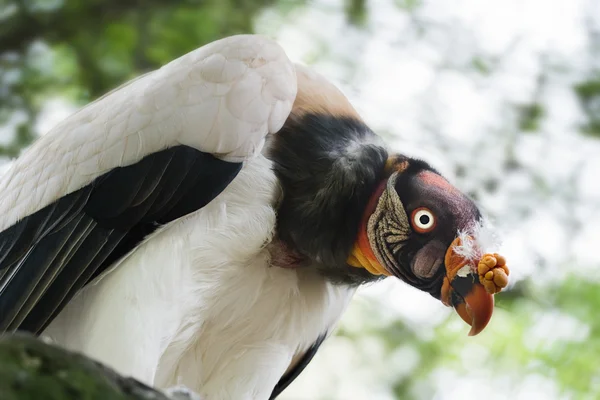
(451, 277, 494, 336)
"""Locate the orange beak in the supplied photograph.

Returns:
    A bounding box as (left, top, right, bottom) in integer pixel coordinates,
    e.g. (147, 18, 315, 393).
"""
(451, 278, 494, 336)
(442, 237, 496, 336)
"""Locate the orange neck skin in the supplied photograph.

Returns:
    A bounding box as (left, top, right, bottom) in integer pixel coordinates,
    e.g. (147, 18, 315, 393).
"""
(347, 180, 391, 276)
(347, 157, 409, 276)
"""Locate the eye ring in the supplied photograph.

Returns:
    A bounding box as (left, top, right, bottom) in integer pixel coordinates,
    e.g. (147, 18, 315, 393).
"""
(411, 207, 436, 233)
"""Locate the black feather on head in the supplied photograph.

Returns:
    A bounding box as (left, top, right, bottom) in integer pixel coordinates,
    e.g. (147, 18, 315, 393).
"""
(267, 113, 388, 285)
(268, 112, 483, 299)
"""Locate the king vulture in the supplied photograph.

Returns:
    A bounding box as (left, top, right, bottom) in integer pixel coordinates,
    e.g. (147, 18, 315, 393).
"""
(0, 35, 499, 399)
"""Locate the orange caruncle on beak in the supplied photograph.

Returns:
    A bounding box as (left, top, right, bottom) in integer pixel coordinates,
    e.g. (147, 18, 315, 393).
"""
(441, 237, 510, 336)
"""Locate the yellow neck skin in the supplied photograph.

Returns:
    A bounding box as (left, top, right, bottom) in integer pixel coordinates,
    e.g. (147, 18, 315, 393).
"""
(346, 157, 409, 277)
(347, 244, 391, 276)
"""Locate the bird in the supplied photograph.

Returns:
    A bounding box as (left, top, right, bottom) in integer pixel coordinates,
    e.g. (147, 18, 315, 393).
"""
(0, 34, 499, 399)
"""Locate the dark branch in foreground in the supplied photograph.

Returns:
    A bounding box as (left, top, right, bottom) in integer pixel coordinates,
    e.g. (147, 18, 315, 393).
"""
(0, 333, 200, 400)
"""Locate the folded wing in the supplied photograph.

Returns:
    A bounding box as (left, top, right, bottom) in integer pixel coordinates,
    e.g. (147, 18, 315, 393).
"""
(0, 34, 297, 334)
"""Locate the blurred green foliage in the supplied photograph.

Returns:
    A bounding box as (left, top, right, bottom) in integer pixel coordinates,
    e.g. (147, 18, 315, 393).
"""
(339, 274, 600, 400)
(575, 77, 600, 137)
(518, 103, 545, 132)
(0, 0, 289, 157)
(1, 1, 600, 399)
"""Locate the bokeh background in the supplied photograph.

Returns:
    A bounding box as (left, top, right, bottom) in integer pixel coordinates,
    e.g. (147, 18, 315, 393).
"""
(2, 0, 600, 399)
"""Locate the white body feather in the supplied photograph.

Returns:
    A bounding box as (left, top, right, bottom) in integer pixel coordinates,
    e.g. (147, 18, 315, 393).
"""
(43, 154, 356, 399)
(0, 35, 357, 399)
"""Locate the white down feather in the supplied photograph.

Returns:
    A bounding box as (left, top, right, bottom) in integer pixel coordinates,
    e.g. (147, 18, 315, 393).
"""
(43, 154, 356, 400)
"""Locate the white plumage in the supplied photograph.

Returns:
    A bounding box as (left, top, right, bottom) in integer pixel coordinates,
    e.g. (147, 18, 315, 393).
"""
(0, 31, 505, 399)
(0, 35, 295, 231)
(44, 155, 354, 398)
(0, 34, 358, 400)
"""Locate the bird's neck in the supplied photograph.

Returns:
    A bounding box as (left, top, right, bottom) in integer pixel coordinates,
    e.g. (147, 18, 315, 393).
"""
(267, 112, 391, 286)
(346, 156, 411, 277)
(346, 180, 390, 276)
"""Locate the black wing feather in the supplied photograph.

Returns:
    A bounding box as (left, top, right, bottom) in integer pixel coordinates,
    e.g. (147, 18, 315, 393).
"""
(0, 145, 242, 334)
(24, 229, 126, 333)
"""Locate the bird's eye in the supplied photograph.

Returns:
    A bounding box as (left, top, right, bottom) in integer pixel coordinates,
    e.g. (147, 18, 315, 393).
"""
(411, 207, 436, 233)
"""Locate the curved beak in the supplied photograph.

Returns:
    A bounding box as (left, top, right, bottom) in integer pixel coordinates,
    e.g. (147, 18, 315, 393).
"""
(450, 274, 494, 336)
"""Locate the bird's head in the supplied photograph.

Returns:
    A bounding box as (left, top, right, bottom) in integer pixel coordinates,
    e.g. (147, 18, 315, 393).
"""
(270, 63, 507, 336)
(347, 156, 500, 336)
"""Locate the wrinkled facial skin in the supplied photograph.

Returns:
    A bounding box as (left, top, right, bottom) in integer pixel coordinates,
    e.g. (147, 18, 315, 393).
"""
(380, 160, 482, 299)
(367, 157, 496, 336)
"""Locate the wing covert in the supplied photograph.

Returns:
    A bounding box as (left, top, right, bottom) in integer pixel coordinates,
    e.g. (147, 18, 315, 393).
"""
(0, 34, 296, 232)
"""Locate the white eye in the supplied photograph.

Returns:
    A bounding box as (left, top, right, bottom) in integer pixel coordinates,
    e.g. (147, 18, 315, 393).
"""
(411, 208, 436, 233)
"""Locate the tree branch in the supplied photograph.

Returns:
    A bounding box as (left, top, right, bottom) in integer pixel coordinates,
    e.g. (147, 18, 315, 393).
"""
(0, 333, 201, 400)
